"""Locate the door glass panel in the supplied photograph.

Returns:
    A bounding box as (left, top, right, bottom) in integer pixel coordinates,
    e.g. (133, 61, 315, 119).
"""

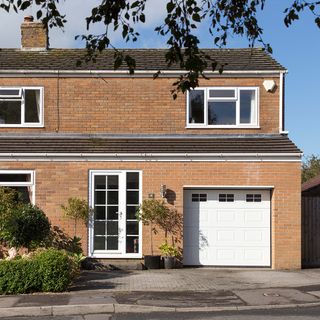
(94, 176, 106, 189)
(107, 175, 118, 189)
(127, 221, 139, 235)
(107, 206, 118, 219)
(126, 172, 139, 189)
(107, 191, 118, 204)
(107, 221, 118, 235)
(127, 191, 139, 204)
(94, 237, 105, 250)
(126, 237, 139, 253)
(127, 206, 138, 219)
(126, 173, 140, 253)
(95, 191, 106, 205)
(107, 237, 118, 250)
(94, 221, 105, 235)
(93, 174, 119, 252)
(95, 206, 106, 220)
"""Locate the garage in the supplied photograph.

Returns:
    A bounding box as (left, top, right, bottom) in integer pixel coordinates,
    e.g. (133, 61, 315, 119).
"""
(183, 189, 271, 267)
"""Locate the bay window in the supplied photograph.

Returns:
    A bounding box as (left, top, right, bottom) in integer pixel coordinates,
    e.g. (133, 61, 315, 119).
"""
(187, 87, 259, 127)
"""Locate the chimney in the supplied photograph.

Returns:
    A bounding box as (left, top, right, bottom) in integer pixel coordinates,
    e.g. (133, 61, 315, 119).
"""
(21, 16, 49, 50)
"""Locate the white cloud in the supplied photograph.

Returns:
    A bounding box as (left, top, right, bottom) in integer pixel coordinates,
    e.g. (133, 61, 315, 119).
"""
(0, 0, 167, 48)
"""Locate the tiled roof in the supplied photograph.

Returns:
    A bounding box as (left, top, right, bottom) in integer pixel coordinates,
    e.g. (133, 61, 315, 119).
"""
(302, 174, 320, 192)
(0, 48, 285, 71)
(0, 135, 300, 154)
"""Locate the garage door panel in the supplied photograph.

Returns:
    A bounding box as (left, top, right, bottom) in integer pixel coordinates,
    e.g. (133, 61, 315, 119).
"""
(183, 189, 271, 267)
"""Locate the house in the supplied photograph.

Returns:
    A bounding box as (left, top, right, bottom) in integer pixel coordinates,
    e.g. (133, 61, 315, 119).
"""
(0, 17, 302, 269)
(301, 175, 320, 267)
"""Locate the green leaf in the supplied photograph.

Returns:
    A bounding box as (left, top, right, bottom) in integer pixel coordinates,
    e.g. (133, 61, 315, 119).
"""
(192, 13, 201, 22)
(167, 2, 175, 13)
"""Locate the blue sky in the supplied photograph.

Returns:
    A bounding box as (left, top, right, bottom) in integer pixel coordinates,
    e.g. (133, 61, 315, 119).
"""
(0, 0, 319, 157)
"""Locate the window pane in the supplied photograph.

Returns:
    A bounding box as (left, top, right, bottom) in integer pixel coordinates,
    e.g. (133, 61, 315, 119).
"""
(240, 90, 256, 124)
(208, 101, 236, 125)
(95, 206, 106, 220)
(107, 206, 118, 220)
(126, 172, 139, 189)
(107, 236, 118, 250)
(127, 206, 138, 219)
(107, 176, 118, 189)
(0, 174, 30, 182)
(126, 237, 139, 253)
(107, 191, 118, 205)
(0, 89, 21, 97)
(127, 221, 139, 235)
(94, 221, 105, 235)
(189, 90, 204, 124)
(11, 186, 31, 203)
(95, 191, 106, 205)
(0, 101, 21, 124)
(107, 221, 118, 236)
(94, 236, 105, 250)
(127, 191, 139, 205)
(25, 89, 40, 123)
(209, 89, 235, 98)
(94, 176, 106, 189)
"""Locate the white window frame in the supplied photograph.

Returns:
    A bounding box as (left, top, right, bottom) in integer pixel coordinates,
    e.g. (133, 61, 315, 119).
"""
(0, 86, 44, 128)
(0, 170, 35, 204)
(186, 87, 259, 129)
(88, 170, 143, 259)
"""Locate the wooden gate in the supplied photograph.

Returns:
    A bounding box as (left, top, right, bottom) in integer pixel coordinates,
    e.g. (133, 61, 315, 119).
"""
(302, 196, 320, 268)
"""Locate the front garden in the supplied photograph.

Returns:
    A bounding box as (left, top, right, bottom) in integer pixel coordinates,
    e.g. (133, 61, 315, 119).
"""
(0, 187, 88, 294)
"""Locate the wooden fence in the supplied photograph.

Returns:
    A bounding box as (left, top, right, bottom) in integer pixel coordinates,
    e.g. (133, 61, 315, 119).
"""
(302, 196, 320, 268)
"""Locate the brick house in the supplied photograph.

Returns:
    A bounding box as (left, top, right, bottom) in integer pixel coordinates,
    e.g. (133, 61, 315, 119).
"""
(0, 17, 302, 269)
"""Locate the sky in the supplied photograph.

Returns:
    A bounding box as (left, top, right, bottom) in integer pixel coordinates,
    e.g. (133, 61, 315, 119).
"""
(0, 0, 319, 158)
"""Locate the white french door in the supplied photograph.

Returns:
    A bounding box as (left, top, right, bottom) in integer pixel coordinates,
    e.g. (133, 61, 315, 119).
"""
(89, 170, 142, 258)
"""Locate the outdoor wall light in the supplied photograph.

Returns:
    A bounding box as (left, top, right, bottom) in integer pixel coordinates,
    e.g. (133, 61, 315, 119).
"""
(263, 80, 276, 92)
(160, 185, 167, 198)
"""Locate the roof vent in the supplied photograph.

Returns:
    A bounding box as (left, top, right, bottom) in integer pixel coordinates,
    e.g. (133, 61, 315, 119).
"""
(21, 16, 49, 51)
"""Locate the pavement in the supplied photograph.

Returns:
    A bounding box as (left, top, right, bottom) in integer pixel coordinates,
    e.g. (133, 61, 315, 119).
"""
(2, 268, 320, 317)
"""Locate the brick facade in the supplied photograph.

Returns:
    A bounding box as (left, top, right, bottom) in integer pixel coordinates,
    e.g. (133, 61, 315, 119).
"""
(0, 76, 280, 134)
(0, 160, 301, 269)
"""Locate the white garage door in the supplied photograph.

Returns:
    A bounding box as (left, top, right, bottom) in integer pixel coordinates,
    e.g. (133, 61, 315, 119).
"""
(183, 189, 271, 267)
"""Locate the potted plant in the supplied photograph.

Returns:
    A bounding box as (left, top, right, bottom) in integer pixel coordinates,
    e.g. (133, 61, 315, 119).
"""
(159, 242, 180, 269)
(137, 199, 182, 269)
(137, 199, 169, 269)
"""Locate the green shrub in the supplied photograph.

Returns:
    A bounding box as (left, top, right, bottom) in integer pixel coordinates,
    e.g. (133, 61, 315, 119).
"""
(3, 204, 51, 249)
(35, 249, 73, 292)
(0, 258, 40, 294)
(0, 249, 75, 294)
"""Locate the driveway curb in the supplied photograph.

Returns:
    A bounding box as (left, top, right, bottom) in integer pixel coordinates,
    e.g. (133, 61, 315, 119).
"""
(2, 301, 320, 317)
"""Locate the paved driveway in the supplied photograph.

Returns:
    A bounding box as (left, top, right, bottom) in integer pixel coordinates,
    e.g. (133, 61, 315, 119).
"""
(72, 268, 320, 292)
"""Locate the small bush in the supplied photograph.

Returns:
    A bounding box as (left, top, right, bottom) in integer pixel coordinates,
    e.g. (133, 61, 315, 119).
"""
(3, 204, 51, 249)
(34, 249, 73, 292)
(0, 249, 75, 294)
(0, 258, 40, 294)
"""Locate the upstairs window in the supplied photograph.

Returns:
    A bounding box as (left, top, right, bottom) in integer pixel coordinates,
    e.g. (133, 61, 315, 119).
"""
(187, 87, 258, 128)
(0, 87, 43, 127)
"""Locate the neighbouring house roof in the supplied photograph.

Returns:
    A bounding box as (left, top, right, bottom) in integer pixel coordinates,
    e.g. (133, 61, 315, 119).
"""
(0, 134, 300, 154)
(302, 174, 320, 193)
(0, 48, 285, 72)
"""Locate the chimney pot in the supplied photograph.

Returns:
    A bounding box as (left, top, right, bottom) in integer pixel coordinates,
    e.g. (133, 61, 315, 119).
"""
(24, 15, 34, 23)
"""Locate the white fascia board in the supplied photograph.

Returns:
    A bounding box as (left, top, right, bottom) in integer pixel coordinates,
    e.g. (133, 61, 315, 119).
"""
(0, 152, 302, 162)
(0, 69, 287, 78)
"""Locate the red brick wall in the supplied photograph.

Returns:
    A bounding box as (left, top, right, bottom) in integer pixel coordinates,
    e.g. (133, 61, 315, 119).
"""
(0, 160, 301, 270)
(0, 76, 280, 134)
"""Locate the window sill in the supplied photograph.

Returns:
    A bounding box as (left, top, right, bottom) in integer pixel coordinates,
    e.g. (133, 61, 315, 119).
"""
(185, 125, 261, 129)
(0, 124, 44, 128)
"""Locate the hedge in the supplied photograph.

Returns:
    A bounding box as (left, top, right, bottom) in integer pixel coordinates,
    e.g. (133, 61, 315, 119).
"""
(0, 249, 74, 294)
